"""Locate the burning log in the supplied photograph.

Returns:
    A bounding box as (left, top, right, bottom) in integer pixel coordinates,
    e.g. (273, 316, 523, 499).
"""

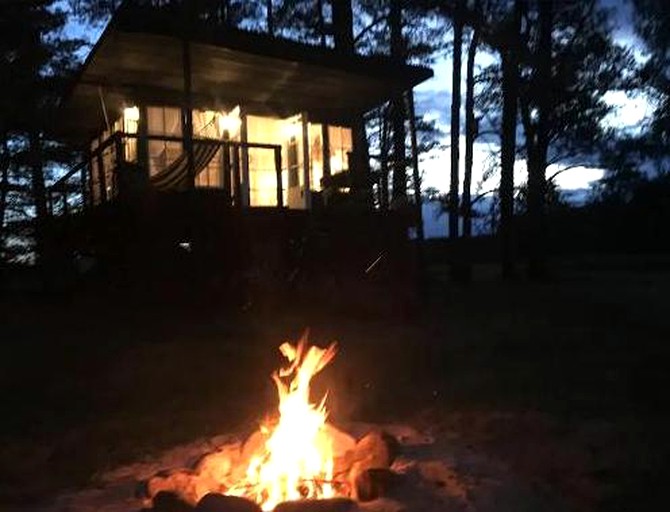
(195, 493, 262, 512)
(194, 443, 242, 485)
(273, 498, 359, 512)
(148, 470, 202, 506)
(152, 490, 195, 512)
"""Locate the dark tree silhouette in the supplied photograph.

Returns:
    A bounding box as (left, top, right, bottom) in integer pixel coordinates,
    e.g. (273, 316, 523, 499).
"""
(0, 1, 82, 265)
(633, 0, 670, 145)
(498, 0, 523, 279)
(517, 0, 630, 277)
(449, 1, 464, 240)
(463, 12, 480, 239)
(389, 0, 407, 204)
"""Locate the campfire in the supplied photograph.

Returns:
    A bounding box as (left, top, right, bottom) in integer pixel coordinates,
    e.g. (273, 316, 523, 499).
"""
(142, 334, 403, 512)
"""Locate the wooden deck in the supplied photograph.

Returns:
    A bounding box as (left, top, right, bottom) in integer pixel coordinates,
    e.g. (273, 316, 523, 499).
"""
(45, 190, 414, 291)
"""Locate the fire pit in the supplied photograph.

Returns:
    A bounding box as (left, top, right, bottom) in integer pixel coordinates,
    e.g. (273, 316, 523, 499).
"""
(141, 336, 403, 511)
(36, 335, 572, 512)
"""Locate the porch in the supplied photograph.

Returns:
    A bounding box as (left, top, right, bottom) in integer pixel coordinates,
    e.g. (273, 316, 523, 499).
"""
(48, 132, 285, 216)
(49, 106, 359, 216)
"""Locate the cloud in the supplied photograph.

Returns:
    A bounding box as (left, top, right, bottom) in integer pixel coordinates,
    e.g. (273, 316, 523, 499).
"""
(419, 135, 604, 195)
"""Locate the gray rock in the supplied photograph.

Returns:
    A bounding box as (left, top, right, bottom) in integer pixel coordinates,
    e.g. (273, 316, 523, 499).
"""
(353, 468, 396, 502)
(195, 493, 262, 512)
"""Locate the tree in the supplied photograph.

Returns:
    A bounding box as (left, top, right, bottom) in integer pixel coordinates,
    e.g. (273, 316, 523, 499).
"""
(633, 0, 670, 145)
(517, 0, 630, 277)
(70, 1, 270, 31)
(448, 1, 464, 240)
(523, 0, 551, 278)
(353, 0, 446, 213)
(389, 0, 407, 204)
(0, 1, 82, 265)
(462, 16, 480, 239)
(497, 0, 523, 278)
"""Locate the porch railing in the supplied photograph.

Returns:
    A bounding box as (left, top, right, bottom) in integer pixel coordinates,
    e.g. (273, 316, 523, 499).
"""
(48, 132, 284, 216)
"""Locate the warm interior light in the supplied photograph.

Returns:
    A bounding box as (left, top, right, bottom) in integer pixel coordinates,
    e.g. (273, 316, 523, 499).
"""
(282, 116, 303, 138)
(123, 106, 140, 123)
(330, 155, 344, 173)
(218, 106, 242, 137)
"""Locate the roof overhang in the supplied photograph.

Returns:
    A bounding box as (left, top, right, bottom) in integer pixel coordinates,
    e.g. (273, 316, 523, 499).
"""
(58, 6, 433, 142)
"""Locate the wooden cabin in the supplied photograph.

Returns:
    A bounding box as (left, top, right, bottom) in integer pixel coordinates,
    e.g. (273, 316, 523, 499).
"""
(49, 1, 432, 287)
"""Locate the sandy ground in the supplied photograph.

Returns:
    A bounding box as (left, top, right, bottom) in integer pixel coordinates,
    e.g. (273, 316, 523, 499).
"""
(33, 421, 577, 512)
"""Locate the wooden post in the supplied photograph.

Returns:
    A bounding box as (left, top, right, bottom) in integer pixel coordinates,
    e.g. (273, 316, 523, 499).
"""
(96, 151, 106, 202)
(182, 3, 195, 189)
(321, 124, 331, 179)
(183, 46, 195, 189)
(240, 113, 250, 206)
(137, 104, 149, 176)
(114, 133, 124, 198)
(222, 142, 231, 203)
(80, 165, 88, 209)
(232, 145, 241, 207)
(87, 151, 95, 207)
(274, 146, 283, 208)
(62, 189, 69, 216)
(301, 112, 311, 209)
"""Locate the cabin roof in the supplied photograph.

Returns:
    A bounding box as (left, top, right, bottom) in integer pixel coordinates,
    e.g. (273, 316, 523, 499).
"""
(59, 4, 433, 141)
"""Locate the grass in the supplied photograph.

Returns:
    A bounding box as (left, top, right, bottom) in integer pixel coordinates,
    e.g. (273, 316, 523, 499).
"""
(0, 253, 668, 510)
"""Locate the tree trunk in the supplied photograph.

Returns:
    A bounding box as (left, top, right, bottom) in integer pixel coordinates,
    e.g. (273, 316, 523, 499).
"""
(317, 0, 325, 45)
(499, 0, 523, 279)
(449, 7, 463, 239)
(266, 0, 274, 35)
(333, 0, 372, 207)
(406, 91, 424, 241)
(527, 0, 552, 279)
(332, 0, 354, 52)
(29, 130, 48, 266)
(390, 0, 407, 204)
(463, 26, 479, 238)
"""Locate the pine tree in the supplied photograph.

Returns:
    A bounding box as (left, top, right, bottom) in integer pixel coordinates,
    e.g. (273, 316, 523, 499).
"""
(0, 1, 82, 265)
(518, 0, 629, 277)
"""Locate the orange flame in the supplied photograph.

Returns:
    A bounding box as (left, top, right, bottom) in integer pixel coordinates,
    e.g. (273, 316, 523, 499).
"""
(229, 336, 339, 511)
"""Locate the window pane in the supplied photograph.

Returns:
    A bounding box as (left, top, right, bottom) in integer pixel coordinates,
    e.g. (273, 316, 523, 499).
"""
(147, 106, 183, 176)
(328, 125, 352, 173)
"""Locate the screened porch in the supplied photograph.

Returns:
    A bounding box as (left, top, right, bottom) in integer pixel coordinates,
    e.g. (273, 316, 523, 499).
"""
(49, 105, 353, 215)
